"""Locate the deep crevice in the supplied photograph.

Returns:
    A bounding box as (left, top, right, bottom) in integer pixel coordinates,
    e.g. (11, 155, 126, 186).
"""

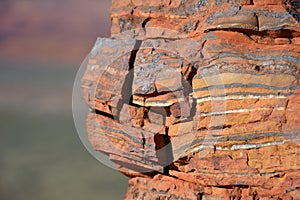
(142, 17, 151, 32)
(197, 192, 203, 200)
(215, 185, 250, 189)
(197, 124, 233, 132)
(153, 108, 173, 176)
(184, 63, 198, 87)
(193, 20, 200, 31)
(129, 40, 143, 71)
(116, 40, 143, 122)
(205, 27, 300, 39)
(141, 132, 146, 149)
(94, 109, 114, 120)
(254, 65, 261, 72)
(163, 126, 172, 175)
(134, 90, 180, 98)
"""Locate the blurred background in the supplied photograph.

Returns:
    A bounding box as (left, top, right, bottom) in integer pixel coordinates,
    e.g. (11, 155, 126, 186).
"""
(0, 0, 129, 199)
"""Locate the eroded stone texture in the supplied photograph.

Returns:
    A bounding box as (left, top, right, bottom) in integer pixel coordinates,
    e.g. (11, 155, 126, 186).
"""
(81, 0, 300, 199)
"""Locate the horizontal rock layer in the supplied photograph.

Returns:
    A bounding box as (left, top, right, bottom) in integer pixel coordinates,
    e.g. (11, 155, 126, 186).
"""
(81, 0, 300, 199)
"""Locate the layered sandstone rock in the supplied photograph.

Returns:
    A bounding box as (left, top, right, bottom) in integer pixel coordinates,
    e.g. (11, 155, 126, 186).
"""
(81, 0, 300, 199)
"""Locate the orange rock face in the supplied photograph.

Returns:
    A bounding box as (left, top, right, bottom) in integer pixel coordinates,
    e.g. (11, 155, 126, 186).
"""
(81, 0, 300, 199)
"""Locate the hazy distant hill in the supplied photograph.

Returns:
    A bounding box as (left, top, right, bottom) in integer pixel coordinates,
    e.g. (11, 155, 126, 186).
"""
(0, 0, 111, 64)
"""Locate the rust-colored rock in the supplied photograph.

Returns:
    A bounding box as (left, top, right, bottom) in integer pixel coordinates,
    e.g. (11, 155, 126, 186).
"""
(81, 0, 300, 199)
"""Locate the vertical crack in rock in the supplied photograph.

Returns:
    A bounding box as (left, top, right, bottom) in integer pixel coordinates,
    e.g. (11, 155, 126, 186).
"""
(129, 40, 143, 71)
(255, 13, 259, 31)
(141, 132, 146, 149)
(116, 40, 143, 121)
(152, 106, 174, 175)
(197, 192, 203, 200)
(163, 124, 172, 175)
(142, 17, 151, 33)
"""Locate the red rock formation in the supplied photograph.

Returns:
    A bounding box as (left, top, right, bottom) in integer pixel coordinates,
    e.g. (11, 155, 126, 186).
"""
(81, 0, 300, 199)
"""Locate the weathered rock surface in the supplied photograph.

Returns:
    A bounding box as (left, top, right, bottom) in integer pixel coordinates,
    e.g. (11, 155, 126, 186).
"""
(81, 0, 300, 199)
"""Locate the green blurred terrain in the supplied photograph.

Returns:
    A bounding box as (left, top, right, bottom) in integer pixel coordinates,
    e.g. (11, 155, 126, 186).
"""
(0, 61, 128, 200)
